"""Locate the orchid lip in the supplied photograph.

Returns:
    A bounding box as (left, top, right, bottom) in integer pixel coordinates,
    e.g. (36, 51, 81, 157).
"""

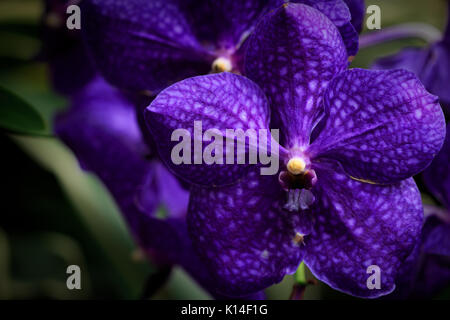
(279, 150, 317, 192)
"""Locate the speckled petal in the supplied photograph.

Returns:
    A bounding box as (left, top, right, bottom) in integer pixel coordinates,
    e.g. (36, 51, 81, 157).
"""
(55, 76, 150, 190)
(303, 164, 423, 298)
(423, 125, 450, 208)
(145, 72, 273, 187)
(299, 0, 359, 56)
(416, 42, 450, 109)
(82, 0, 214, 92)
(309, 69, 446, 184)
(371, 0, 450, 111)
(271, 0, 360, 56)
(135, 180, 265, 300)
(372, 44, 450, 112)
(336, 21, 359, 58)
(245, 3, 348, 148)
(188, 170, 307, 296)
(54, 77, 259, 299)
(54, 77, 181, 235)
(54, 78, 182, 253)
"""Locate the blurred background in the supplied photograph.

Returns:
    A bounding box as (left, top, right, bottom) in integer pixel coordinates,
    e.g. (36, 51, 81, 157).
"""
(0, 0, 449, 299)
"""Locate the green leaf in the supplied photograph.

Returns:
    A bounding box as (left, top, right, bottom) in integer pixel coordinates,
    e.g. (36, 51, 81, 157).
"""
(0, 63, 68, 135)
(0, 86, 46, 135)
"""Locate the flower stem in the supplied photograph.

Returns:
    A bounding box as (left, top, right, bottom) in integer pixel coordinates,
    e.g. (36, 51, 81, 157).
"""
(290, 262, 309, 300)
(294, 262, 307, 285)
(359, 23, 441, 49)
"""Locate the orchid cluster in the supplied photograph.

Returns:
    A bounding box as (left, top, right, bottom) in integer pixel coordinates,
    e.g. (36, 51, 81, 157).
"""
(49, 0, 449, 299)
(372, 6, 450, 298)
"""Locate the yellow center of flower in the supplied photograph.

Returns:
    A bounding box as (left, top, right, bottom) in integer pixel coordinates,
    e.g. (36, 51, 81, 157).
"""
(287, 157, 306, 175)
(211, 57, 232, 73)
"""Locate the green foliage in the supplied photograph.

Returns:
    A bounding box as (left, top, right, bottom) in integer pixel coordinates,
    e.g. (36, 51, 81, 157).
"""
(0, 86, 45, 135)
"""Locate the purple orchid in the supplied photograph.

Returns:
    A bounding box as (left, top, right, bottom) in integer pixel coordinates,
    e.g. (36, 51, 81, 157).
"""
(54, 75, 265, 299)
(369, 6, 450, 297)
(144, 3, 446, 298)
(81, 0, 362, 94)
(372, 5, 450, 112)
(42, 0, 267, 299)
(54, 76, 189, 265)
(406, 124, 450, 298)
(389, 124, 450, 299)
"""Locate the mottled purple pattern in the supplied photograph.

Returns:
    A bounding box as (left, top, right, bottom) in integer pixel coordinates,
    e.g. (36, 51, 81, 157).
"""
(336, 22, 359, 58)
(81, 0, 360, 94)
(81, 0, 275, 93)
(245, 3, 348, 148)
(272, 0, 360, 56)
(138, 210, 266, 300)
(139, 2, 446, 298)
(188, 170, 307, 296)
(391, 128, 450, 298)
(423, 125, 450, 208)
(54, 78, 187, 265)
(55, 76, 267, 299)
(304, 165, 423, 298)
(145, 72, 271, 187)
(373, 39, 450, 112)
(309, 0, 351, 27)
(374, 44, 450, 110)
(55, 76, 149, 177)
(415, 43, 450, 108)
(300, 0, 359, 56)
(82, 0, 214, 92)
(309, 69, 445, 184)
(54, 77, 181, 246)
